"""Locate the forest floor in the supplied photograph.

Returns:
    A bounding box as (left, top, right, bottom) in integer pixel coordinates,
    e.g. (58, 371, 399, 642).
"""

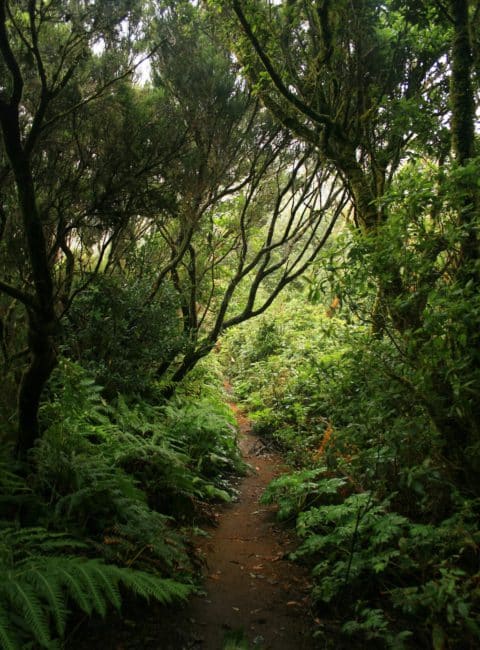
(69, 402, 316, 649)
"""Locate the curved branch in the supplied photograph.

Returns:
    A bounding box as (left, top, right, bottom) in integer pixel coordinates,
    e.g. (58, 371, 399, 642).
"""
(232, 0, 333, 129)
(0, 279, 35, 308)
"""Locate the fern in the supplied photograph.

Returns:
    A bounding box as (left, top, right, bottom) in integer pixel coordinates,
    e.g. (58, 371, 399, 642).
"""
(0, 604, 18, 650)
(27, 564, 69, 636)
(111, 568, 191, 603)
(2, 528, 88, 556)
(260, 467, 345, 520)
(0, 528, 193, 648)
(8, 580, 52, 647)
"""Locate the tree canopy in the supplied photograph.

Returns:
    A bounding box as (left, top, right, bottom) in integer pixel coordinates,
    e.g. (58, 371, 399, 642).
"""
(0, 1, 479, 648)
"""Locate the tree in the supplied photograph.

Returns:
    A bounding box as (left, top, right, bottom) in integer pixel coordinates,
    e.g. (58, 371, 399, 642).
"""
(449, 0, 479, 271)
(139, 0, 350, 390)
(224, 0, 450, 227)
(220, 0, 480, 479)
(0, 0, 348, 452)
(211, 0, 456, 330)
(0, 0, 150, 457)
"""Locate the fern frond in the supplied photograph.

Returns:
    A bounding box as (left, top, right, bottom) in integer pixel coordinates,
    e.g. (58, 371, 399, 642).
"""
(74, 562, 108, 617)
(4, 528, 87, 557)
(9, 581, 51, 647)
(51, 557, 192, 613)
(56, 564, 92, 614)
(90, 564, 122, 611)
(112, 568, 191, 604)
(1, 549, 193, 649)
(0, 604, 19, 650)
(28, 564, 69, 636)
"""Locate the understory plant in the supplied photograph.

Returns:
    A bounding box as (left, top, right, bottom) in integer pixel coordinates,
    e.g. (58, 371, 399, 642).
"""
(0, 356, 241, 647)
(224, 283, 480, 648)
(0, 527, 191, 649)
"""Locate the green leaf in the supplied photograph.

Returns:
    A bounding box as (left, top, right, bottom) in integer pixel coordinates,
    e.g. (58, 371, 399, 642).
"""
(432, 623, 446, 650)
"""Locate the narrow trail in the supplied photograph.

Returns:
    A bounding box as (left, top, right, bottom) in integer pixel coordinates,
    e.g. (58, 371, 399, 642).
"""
(180, 403, 315, 649)
(68, 403, 317, 649)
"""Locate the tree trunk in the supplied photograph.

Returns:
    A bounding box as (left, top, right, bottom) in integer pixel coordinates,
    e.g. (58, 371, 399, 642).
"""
(450, 0, 479, 269)
(160, 348, 212, 400)
(0, 103, 58, 459)
(447, 0, 480, 475)
(16, 313, 57, 459)
(450, 0, 475, 164)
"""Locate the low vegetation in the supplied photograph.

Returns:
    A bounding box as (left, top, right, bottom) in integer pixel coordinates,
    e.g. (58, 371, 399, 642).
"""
(1, 0, 479, 648)
(224, 270, 480, 648)
(1, 355, 242, 647)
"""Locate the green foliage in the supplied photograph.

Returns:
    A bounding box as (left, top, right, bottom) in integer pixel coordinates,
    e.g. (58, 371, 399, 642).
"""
(0, 527, 191, 649)
(64, 275, 185, 396)
(261, 468, 346, 521)
(1, 2, 479, 649)
(37, 358, 240, 541)
(0, 355, 242, 646)
(224, 284, 480, 648)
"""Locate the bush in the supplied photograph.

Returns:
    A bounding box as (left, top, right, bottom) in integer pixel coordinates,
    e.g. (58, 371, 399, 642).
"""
(64, 275, 185, 396)
(223, 291, 480, 648)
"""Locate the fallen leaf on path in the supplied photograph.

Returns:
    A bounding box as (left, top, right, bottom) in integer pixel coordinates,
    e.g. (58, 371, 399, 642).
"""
(287, 601, 301, 607)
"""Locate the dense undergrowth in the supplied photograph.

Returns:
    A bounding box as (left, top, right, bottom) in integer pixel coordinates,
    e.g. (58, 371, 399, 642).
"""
(1, 3, 479, 648)
(223, 294, 480, 649)
(0, 357, 242, 648)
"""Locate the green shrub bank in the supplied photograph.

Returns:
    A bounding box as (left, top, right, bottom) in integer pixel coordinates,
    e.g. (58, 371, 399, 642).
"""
(0, 358, 242, 648)
(223, 296, 480, 649)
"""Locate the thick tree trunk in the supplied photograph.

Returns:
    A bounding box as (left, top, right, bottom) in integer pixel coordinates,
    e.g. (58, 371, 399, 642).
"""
(16, 314, 57, 459)
(13, 157, 57, 459)
(447, 0, 480, 476)
(0, 102, 58, 459)
(450, 0, 479, 269)
(450, 0, 476, 164)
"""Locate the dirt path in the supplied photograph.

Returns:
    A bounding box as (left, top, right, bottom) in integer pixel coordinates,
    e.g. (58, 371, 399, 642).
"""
(181, 405, 315, 649)
(67, 405, 317, 650)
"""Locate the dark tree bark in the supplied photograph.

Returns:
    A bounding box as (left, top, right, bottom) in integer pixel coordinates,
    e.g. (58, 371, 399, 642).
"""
(0, 0, 57, 459)
(450, 0, 479, 269)
(17, 311, 57, 457)
(450, 0, 476, 164)
(446, 0, 480, 483)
